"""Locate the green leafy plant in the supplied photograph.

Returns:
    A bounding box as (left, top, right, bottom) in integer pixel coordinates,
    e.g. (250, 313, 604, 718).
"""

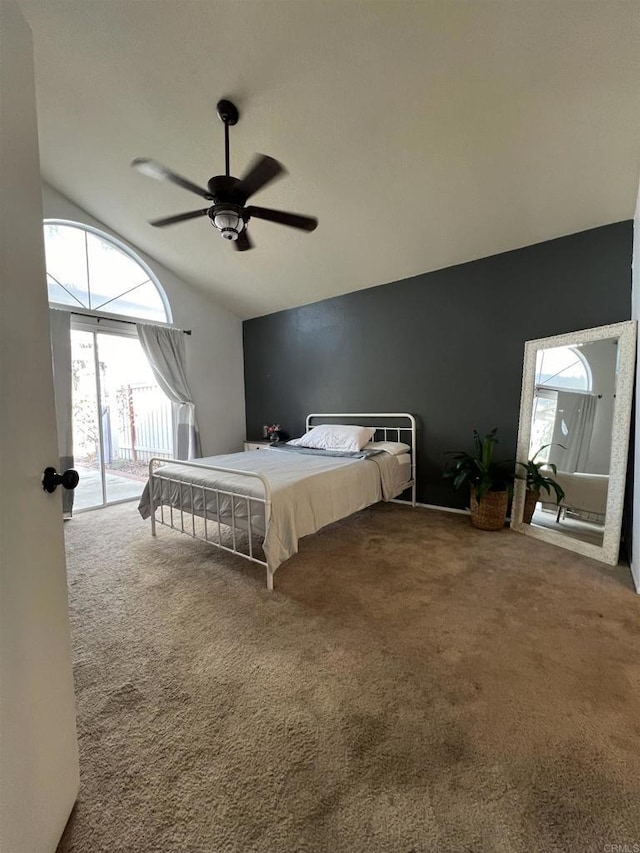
(516, 444, 565, 504)
(445, 429, 514, 503)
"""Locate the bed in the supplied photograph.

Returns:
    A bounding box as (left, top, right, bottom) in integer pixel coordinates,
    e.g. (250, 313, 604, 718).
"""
(138, 413, 416, 589)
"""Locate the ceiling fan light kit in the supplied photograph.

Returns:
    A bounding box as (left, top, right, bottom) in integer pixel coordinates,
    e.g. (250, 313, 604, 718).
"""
(131, 99, 318, 252)
(210, 206, 245, 241)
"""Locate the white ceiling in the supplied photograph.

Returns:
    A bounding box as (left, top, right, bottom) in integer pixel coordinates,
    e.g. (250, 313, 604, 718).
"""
(19, 0, 640, 319)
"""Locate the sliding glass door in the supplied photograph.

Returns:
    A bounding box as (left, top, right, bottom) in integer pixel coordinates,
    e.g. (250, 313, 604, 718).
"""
(71, 329, 102, 509)
(71, 323, 172, 510)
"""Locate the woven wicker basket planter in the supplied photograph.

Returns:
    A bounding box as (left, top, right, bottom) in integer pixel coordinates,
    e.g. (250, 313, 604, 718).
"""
(469, 486, 508, 531)
(522, 489, 540, 525)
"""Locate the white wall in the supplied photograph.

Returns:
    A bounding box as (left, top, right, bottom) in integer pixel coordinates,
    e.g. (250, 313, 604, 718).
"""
(41, 184, 246, 456)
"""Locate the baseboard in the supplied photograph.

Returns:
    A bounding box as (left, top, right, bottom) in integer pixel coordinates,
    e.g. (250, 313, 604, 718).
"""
(391, 500, 517, 523)
(417, 502, 471, 515)
(389, 498, 476, 521)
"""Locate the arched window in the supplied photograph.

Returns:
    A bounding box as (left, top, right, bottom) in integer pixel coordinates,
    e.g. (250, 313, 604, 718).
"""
(535, 345, 592, 392)
(43, 220, 171, 323)
(531, 345, 593, 464)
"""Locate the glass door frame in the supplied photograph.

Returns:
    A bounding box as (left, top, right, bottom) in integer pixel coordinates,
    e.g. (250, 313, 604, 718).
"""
(71, 314, 143, 512)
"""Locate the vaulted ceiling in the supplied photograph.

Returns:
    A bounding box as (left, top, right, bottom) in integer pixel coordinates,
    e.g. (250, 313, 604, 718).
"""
(19, 0, 640, 319)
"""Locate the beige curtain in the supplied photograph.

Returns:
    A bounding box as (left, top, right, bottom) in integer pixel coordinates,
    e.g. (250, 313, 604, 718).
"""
(136, 324, 201, 460)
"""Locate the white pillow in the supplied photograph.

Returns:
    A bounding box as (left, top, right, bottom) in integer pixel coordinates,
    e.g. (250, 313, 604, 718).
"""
(288, 424, 376, 453)
(364, 440, 411, 456)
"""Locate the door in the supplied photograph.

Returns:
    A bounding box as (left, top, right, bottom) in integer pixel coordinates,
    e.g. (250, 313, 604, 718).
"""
(71, 323, 173, 510)
(0, 3, 79, 852)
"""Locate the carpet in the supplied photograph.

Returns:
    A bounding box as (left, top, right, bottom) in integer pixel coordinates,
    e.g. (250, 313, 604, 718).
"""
(57, 501, 640, 852)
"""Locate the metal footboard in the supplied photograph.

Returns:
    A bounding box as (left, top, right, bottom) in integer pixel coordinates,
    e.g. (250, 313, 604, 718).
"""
(148, 457, 276, 590)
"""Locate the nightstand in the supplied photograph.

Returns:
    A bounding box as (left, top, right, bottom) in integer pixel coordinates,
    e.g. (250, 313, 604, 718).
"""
(243, 440, 273, 452)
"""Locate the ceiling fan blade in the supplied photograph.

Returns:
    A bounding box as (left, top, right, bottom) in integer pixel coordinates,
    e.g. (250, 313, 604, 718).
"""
(246, 206, 318, 232)
(149, 208, 210, 227)
(131, 158, 211, 199)
(237, 154, 286, 200)
(235, 230, 254, 251)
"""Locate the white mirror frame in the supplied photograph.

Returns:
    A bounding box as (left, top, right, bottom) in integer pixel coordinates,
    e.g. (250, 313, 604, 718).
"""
(511, 320, 637, 565)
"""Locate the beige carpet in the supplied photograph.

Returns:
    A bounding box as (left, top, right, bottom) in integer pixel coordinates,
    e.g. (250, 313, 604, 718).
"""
(58, 501, 640, 853)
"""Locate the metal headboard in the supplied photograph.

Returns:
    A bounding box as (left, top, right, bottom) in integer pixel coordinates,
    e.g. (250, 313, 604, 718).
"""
(306, 413, 416, 506)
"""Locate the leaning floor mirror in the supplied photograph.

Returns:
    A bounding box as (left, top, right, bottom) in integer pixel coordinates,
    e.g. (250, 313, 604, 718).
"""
(511, 320, 637, 565)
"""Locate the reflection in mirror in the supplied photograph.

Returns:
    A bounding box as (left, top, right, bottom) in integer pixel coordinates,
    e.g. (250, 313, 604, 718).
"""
(528, 338, 618, 548)
(512, 322, 636, 566)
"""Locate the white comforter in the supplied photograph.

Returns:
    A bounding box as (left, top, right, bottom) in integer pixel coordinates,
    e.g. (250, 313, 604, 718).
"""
(139, 447, 407, 570)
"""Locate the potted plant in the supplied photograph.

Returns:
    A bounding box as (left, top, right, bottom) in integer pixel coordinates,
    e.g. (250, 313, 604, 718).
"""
(516, 445, 565, 524)
(445, 429, 513, 530)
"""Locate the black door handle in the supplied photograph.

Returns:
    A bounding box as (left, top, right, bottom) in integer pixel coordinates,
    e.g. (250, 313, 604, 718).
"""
(42, 467, 80, 493)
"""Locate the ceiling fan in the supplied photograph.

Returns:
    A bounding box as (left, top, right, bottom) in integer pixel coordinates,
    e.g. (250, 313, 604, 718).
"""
(131, 99, 318, 252)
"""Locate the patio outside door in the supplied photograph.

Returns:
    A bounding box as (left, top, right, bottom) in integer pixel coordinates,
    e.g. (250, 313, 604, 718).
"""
(71, 322, 173, 510)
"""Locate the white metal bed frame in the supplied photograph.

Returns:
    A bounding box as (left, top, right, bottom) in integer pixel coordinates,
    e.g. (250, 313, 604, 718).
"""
(305, 412, 417, 507)
(147, 412, 416, 590)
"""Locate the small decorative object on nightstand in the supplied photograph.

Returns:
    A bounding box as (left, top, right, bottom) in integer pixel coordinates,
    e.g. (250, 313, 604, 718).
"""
(266, 423, 281, 443)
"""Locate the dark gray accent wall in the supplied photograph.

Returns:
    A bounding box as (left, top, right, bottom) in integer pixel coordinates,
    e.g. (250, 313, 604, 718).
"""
(243, 222, 633, 508)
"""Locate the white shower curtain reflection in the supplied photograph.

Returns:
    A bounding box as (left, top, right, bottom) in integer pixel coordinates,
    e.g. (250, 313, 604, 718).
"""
(554, 392, 597, 473)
